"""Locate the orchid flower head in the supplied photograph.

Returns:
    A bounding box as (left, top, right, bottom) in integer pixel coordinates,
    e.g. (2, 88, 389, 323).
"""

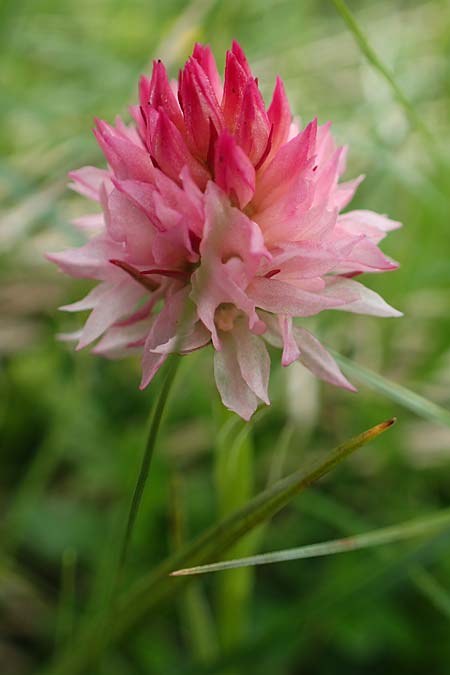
(48, 41, 402, 420)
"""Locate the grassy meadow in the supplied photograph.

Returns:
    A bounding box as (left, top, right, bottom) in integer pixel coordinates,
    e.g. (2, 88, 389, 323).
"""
(1, 0, 450, 673)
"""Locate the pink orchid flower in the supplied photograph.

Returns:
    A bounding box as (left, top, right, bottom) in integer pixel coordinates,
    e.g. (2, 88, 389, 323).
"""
(48, 41, 402, 420)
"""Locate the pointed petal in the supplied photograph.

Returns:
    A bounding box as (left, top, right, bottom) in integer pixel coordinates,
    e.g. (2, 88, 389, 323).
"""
(93, 119, 154, 182)
(192, 43, 223, 102)
(213, 332, 259, 421)
(180, 57, 224, 159)
(294, 326, 356, 391)
(147, 108, 210, 189)
(140, 287, 190, 388)
(235, 78, 271, 167)
(214, 131, 255, 208)
(279, 315, 300, 366)
(77, 280, 143, 349)
(248, 277, 345, 317)
(254, 118, 317, 210)
(68, 166, 110, 202)
(267, 76, 292, 156)
(324, 277, 403, 317)
(222, 50, 250, 132)
(144, 60, 184, 130)
(233, 319, 271, 404)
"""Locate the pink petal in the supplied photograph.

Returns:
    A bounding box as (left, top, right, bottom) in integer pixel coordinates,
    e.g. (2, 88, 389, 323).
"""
(337, 210, 402, 243)
(71, 213, 104, 231)
(248, 277, 345, 317)
(332, 175, 365, 210)
(144, 60, 184, 131)
(254, 118, 317, 211)
(214, 131, 256, 208)
(262, 241, 344, 280)
(179, 57, 224, 159)
(60, 283, 110, 312)
(93, 316, 154, 359)
(191, 183, 269, 346)
(213, 331, 259, 420)
(46, 236, 125, 280)
(192, 43, 223, 102)
(324, 277, 403, 317)
(77, 280, 143, 349)
(267, 76, 292, 157)
(147, 108, 210, 189)
(94, 119, 154, 182)
(103, 188, 155, 264)
(68, 166, 111, 202)
(140, 286, 190, 388)
(233, 319, 271, 404)
(293, 326, 356, 391)
(235, 78, 271, 167)
(222, 50, 251, 132)
(278, 316, 300, 366)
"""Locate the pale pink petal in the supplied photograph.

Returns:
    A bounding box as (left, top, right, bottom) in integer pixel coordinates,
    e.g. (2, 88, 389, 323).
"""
(254, 118, 317, 210)
(71, 213, 104, 231)
(77, 280, 143, 349)
(60, 283, 110, 312)
(337, 210, 402, 243)
(47, 236, 125, 280)
(103, 188, 155, 264)
(213, 331, 259, 421)
(140, 287, 190, 388)
(151, 319, 210, 354)
(94, 119, 154, 182)
(233, 319, 271, 404)
(324, 277, 403, 317)
(332, 175, 365, 210)
(293, 326, 356, 391)
(248, 277, 345, 317)
(93, 316, 154, 359)
(68, 166, 111, 202)
(279, 315, 300, 366)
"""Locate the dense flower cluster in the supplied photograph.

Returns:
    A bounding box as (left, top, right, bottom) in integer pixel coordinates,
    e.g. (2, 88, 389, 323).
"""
(48, 41, 401, 419)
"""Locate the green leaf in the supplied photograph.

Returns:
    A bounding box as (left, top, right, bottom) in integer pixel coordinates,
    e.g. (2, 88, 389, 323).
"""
(171, 508, 450, 576)
(332, 352, 450, 428)
(43, 419, 395, 675)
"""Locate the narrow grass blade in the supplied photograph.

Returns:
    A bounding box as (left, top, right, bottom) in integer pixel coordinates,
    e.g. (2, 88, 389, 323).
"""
(116, 353, 181, 577)
(409, 566, 450, 620)
(330, 0, 433, 143)
(172, 508, 450, 576)
(54, 549, 77, 651)
(332, 352, 450, 428)
(43, 419, 395, 675)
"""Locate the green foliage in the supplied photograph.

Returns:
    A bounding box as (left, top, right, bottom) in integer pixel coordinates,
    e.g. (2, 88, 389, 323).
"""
(1, 1, 450, 674)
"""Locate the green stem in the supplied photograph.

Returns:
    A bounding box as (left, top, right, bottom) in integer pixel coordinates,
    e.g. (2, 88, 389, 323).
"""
(117, 354, 181, 580)
(214, 412, 256, 671)
(330, 0, 434, 144)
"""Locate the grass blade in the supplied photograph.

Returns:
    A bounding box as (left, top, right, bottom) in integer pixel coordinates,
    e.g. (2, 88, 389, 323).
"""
(329, 0, 433, 143)
(332, 352, 450, 428)
(43, 418, 395, 675)
(172, 508, 450, 576)
(409, 566, 450, 620)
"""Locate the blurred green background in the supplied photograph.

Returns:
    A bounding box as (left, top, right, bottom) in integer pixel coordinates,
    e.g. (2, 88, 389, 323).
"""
(1, 0, 450, 673)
